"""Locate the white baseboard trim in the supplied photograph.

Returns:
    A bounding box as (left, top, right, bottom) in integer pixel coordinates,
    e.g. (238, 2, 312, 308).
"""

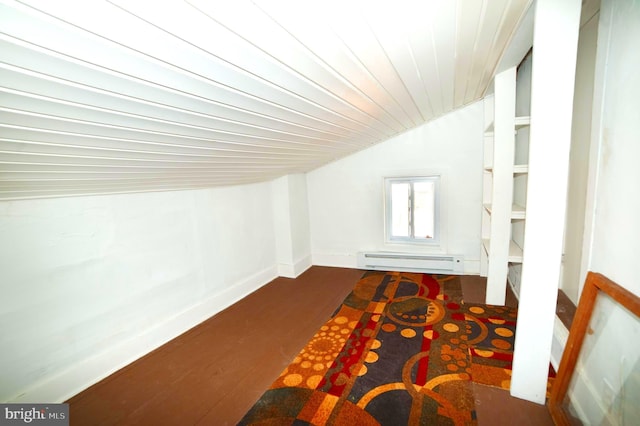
(277, 263, 296, 278)
(277, 255, 313, 278)
(311, 253, 359, 269)
(294, 255, 313, 277)
(463, 260, 480, 275)
(9, 265, 278, 404)
(550, 316, 569, 371)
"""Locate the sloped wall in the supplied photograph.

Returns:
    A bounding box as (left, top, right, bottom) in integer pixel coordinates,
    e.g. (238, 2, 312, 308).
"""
(0, 183, 278, 402)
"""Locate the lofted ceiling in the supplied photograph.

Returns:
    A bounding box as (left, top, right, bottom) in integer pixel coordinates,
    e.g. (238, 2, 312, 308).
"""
(0, 0, 532, 200)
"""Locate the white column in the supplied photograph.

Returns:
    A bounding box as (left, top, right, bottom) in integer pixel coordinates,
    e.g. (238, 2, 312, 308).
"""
(510, 0, 582, 404)
(272, 174, 312, 278)
(486, 67, 517, 305)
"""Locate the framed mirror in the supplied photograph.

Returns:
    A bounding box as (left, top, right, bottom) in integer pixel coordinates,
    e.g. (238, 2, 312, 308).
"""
(549, 272, 640, 425)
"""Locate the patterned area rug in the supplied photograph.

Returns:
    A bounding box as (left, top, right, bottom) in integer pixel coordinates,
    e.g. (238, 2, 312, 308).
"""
(239, 271, 539, 425)
(462, 303, 555, 396)
(463, 303, 519, 391)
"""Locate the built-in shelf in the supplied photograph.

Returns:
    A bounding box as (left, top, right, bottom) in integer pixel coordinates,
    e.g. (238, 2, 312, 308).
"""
(483, 203, 526, 219)
(515, 116, 531, 128)
(513, 164, 528, 174)
(482, 238, 524, 263)
(511, 204, 526, 219)
(483, 164, 527, 174)
(485, 117, 529, 137)
(481, 67, 530, 303)
(509, 240, 522, 263)
(509, 240, 524, 262)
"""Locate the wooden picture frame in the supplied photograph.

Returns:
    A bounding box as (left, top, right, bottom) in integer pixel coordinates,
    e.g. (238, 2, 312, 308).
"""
(549, 272, 640, 425)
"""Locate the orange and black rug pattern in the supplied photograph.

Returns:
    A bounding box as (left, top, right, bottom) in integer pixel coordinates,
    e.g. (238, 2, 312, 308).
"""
(239, 271, 526, 425)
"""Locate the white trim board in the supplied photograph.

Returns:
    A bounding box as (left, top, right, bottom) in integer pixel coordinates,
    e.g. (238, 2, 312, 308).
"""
(8, 266, 278, 404)
(277, 255, 313, 278)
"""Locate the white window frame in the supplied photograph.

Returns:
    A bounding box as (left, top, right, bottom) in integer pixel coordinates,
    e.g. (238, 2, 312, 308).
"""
(384, 176, 441, 245)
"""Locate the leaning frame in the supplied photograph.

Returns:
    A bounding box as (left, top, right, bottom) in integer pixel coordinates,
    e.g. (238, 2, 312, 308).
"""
(548, 271, 640, 425)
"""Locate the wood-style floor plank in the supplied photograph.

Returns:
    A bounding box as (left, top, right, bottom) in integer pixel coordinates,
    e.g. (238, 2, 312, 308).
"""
(67, 267, 553, 425)
(67, 266, 363, 425)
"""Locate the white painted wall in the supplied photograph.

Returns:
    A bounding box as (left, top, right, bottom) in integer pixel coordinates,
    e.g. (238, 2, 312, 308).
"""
(561, 8, 600, 305)
(557, 0, 640, 421)
(0, 183, 278, 403)
(586, 0, 640, 297)
(288, 174, 312, 270)
(307, 101, 484, 273)
(272, 173, 312, 277)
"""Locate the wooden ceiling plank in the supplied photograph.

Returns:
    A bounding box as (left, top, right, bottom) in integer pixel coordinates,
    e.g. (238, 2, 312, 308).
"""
(0, 160, 310, 171)
(0, 182, 277, 201)
(2, 4, 389, 139)
(0, 127, 343, 156)
(0, 39, 380, 139)
(186, 0, 400, 135)
(0, 171, 284, 181)
(252, 1, 409, 134)
(473, 0, 534, 100)
(0, 141, 329, 164)
(321, 5, 416, 130)
(0, 151, 323, 169)
(454, 0, 486, 108)
(361, 5, 427, 124)
(16, 0, 394, 137)
(0, 110, 367, 151)
(0, 90, 355, 146)
(0, 65, 359, 141)
(0, 0, 532, 199)
(427, 0, 457, 115)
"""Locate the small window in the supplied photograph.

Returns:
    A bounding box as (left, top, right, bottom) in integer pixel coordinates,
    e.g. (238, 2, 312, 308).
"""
(385, 176, 439, 244)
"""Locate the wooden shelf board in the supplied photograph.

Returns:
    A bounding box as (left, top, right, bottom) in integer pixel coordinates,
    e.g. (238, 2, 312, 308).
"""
(511, 204, 526, 219)
(483, 165, 528, 174)
(513, 164, 528, 174)
(515, 116, 531, 128)
(509, 240, 524, 262)
(482, 204, 526, 219)
(482, 238, 523, 263)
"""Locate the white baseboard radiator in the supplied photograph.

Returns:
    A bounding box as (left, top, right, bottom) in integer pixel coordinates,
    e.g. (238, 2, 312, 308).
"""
(356, 252, 464, 274)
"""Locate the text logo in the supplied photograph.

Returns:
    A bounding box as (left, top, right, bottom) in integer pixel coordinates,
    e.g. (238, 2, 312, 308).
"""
(1, 404, 68, 425)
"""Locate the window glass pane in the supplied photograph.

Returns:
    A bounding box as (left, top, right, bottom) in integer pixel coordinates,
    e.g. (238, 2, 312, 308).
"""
(413, 181, 435, 239)
(391, 182, 410, 237)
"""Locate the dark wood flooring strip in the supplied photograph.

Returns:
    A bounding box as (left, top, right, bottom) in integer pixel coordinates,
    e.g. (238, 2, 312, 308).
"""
(67, 268, 553, 425)
(556, 289, 577, 330)
(67, 266, 363, 426)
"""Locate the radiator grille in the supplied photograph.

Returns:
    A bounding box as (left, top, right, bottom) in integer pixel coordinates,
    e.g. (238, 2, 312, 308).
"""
(357, 252, 464, 274)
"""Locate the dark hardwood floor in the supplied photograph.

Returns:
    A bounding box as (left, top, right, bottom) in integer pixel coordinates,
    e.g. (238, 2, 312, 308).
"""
(67, 267, 554, 425)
